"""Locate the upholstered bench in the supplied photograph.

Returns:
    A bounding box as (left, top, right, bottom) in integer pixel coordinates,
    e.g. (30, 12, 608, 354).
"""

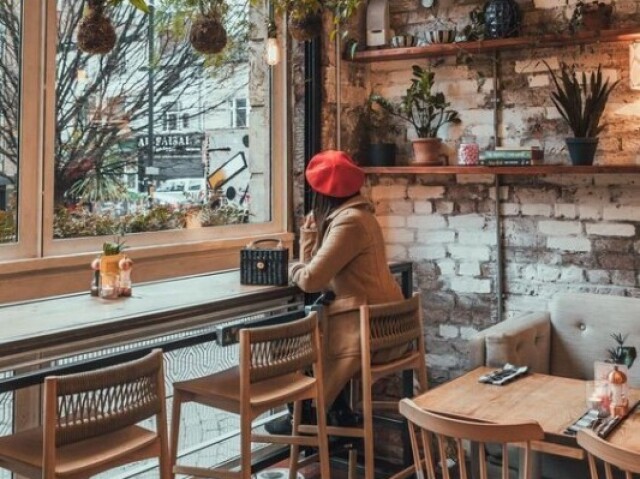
(470, 292, 640, 387)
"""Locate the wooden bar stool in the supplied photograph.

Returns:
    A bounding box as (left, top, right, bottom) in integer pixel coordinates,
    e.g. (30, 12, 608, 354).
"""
(0, 349, 171, 479)
(170, 311, 331, 479)
(297, 293, 428, 479)
(399, 398, 544, 479)
(577, 429, 640, 479)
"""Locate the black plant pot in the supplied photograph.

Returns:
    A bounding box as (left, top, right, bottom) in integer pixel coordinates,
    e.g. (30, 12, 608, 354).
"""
(367, 144, 396, 167)
(566, 137, 598, 166)
(484, 0, 521, 39)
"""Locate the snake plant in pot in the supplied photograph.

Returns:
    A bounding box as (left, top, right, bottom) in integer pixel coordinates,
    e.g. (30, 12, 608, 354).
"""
(370, 65, 460, 165)
(547, 62, 619, 166)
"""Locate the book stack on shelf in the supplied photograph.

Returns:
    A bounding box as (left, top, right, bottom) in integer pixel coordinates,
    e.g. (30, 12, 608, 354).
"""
(479, 147, 543, 166)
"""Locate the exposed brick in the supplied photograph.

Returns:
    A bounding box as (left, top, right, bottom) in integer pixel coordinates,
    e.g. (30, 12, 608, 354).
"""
(385, 245, 407, 260)
(450, 277, 492, 294)
(612, 270, 636, 287)
(460, 326, 479, 340)
(459, 262, 481, 276)
(603, 206, 640, 222)
(448, 245, 491, 262)
(434, 201, 455, 214)
(409, 245, 447, 260)
(522, 204, 553, 217)
(587, 270, 611, 284)
(586, 223, 636, 237)
(500, 203, 521, 215)
(407, 185, 445, 200)
(371, 185, 407, 202)
(579, 205, 602, 220)
(555, 204, 578, 219)
(414, 214, 447, 230)
(539, 220, 582, 236)
(458, 231, 496, 245)
(439, 324, 459, 339)
(560, 266, 585, 283)
(538, 265, 561, 282)
(547, 237, 592, 252)
(417, 230, 456, 244)
(436, 259, 456, 276)
(598, 253, 637, 270)
(414, 201, 434, 214)
(448, 214, 486, 230)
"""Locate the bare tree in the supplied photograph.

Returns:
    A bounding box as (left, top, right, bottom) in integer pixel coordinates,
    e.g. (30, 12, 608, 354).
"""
(0, 0, 251, 203)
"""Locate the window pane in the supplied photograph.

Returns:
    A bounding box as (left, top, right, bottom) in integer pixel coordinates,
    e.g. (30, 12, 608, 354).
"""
(53, 1, 270, 240)
(0, 1, 21, 245)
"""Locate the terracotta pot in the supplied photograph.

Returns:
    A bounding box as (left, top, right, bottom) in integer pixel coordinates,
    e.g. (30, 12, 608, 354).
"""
(412, 138, 446, 165)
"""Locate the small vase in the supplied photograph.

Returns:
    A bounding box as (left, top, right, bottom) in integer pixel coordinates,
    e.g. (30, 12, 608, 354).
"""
(565, 137, 598, 166)
(484, 0, 521, 39)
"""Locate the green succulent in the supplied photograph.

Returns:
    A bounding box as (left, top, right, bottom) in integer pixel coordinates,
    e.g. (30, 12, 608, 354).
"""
(102, 236, 127, 255)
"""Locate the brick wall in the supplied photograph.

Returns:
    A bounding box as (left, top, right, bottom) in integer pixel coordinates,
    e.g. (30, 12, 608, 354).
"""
(299, 0, 640, 382)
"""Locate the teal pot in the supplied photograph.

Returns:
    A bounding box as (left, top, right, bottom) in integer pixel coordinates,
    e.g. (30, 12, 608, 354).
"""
(565, 137, 598, 166)
(367, 144, 396, 167)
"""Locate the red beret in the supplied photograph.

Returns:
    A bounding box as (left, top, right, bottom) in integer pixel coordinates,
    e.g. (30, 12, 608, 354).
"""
(305, 150, 365, 198)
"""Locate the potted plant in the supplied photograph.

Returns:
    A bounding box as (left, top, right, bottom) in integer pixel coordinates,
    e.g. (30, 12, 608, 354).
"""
(370, 65, 461, 165)
(569, 1, 613, 32)
(77, 0, 149, 55)
(547, 62, 619, 166)
(362, 96, 401, 167)
(608, 333, 637, 369)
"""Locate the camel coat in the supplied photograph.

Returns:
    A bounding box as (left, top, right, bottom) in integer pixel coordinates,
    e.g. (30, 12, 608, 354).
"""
(290, 195, 403, 405)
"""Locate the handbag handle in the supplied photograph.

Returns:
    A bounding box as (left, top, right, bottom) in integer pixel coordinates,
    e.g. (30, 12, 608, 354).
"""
(246, 239, 285, 250)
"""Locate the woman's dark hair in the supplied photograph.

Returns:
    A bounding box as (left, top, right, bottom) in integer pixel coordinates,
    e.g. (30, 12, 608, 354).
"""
(312, 191, 357, 249)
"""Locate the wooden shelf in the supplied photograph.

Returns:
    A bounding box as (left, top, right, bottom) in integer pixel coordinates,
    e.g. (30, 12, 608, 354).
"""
(362, 165, 640, 175)
(348, 28, 640, 63)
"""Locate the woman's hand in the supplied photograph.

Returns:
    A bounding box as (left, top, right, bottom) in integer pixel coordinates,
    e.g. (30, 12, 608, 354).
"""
(303, 212, 316, 230)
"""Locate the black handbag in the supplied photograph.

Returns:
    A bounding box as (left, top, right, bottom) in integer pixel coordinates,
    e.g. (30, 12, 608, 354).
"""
(240, 239, 289, 286)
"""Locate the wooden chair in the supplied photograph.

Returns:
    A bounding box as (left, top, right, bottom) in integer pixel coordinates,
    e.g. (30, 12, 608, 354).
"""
(577, 429, 640, 479)
(297, 293, 428, 479)
(0, 349, 171, 479)
(170, 311, 330, 479)
(399, 398, 545, 479)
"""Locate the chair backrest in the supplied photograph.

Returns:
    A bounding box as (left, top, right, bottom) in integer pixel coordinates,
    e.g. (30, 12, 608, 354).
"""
(399, 398, 544, 479)
(577, 429, 640, 478)
(44, 349, 165, 447)
(363, 293, 424, 358)
(240, 312, 319, 384)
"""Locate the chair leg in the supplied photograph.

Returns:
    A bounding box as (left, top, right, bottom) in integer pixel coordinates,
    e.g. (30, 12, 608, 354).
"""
(169, 390, 183, 479)
(240, 412, 253, 479)
(289, 401, 302, 479)
(362, 379, 374, 479)
(315, 392, 332, 479)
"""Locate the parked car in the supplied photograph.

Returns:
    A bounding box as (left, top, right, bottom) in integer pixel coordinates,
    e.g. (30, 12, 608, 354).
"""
(152, 178, 206, 206)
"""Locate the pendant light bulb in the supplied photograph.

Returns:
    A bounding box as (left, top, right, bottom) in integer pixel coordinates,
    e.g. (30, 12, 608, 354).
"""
(265, 20, 280, 66)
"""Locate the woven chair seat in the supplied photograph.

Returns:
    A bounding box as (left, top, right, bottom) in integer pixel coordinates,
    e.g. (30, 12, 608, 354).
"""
(0, 424, 157, 477)
(174, 366, 316, 415)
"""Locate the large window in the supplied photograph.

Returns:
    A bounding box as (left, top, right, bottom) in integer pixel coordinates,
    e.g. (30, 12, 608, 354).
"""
(51, 0, 271, 248)
(0, 0, 286, 267)
(0, 1, 21, 246)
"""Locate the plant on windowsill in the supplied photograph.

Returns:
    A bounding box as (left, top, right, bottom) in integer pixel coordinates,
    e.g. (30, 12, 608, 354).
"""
(100, 236, 127, 276)
(77, 0, 149, 55)
(546, 62, 619, 166)
(370, 65, 461, 166)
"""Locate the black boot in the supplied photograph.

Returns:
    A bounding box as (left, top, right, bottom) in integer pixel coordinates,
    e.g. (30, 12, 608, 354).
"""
(264, 401, 315, 435)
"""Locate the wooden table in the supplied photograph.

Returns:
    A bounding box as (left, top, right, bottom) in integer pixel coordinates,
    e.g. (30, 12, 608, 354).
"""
(413, 367, 640, 476)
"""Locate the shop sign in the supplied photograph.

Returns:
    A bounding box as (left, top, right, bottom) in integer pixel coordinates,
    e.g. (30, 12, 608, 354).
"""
(137, 133, 204, 156)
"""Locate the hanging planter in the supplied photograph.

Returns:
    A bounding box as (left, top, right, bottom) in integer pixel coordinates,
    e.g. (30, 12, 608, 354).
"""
(77, 0, 149, 55)
(483, 0, 521, 39)
(288, 11, 323, 42)
(190, 14, 228, 54)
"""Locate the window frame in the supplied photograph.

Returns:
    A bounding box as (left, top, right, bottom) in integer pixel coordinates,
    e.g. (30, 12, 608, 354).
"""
(0, 0, 291, 289)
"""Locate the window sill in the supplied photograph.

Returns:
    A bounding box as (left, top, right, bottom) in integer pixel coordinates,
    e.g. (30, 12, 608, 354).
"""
(0, 231, 294, 304)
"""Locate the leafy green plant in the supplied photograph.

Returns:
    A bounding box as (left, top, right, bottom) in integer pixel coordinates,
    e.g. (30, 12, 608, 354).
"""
(102, 236, 127, 255)
(268, 0, 361, 40)
(364, 95, 401, 144)
(0, 210, 15, 244)
(608, 333, 637, 369)
(370, 65, 461, 139)
(546, 62, 619, 138)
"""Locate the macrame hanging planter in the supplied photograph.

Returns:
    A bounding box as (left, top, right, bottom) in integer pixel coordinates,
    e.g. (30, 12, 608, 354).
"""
(77, 0, 117, 54)
(287, 11, 323, 42)
(190, 11, 228, 54)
